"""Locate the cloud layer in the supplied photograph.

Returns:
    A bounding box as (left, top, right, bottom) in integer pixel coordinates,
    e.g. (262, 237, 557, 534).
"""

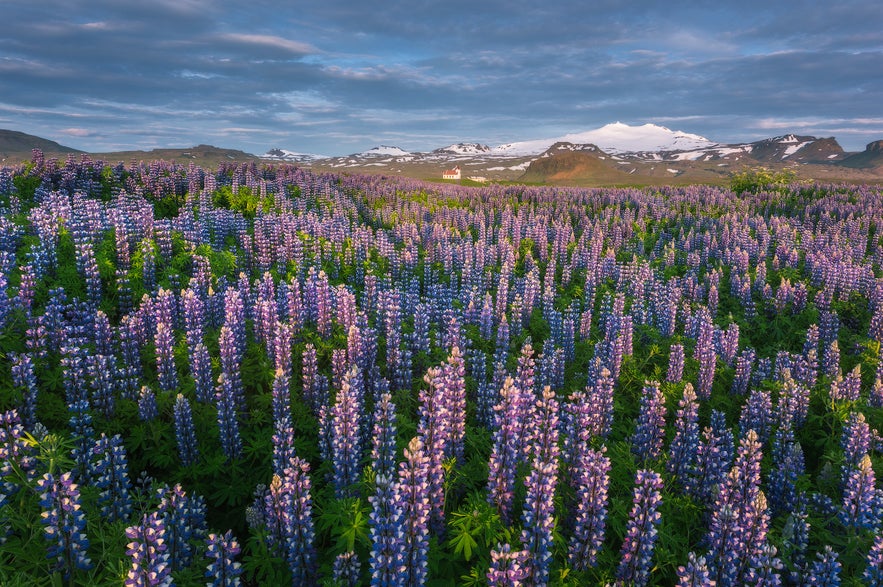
(2, 1, 882, 154)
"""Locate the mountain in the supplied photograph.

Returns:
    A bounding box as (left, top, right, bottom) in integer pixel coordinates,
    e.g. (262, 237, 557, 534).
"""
(263, 148, 325, 163)
(520, 143, 633, 184)
(91, 144, 259, 166)
(360, 146, 413, 157)
(433, 143, 491, 156)
(0, 129, 82, 161)
(747, 135, 845, 164)
(838, 141, 883, 169)
(492, 122, 715, 157)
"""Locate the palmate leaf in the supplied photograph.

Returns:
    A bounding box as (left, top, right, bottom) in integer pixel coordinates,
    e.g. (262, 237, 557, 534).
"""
(450, 526, 478, 561)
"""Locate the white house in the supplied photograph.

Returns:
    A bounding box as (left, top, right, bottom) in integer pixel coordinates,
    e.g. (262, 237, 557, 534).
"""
(442, 165, 461, 180)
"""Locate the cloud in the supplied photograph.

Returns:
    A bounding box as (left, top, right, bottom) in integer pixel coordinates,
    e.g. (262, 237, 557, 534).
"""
(215, 33, 318, 56)
(0, 1, 881, 154)
(60, 128, 95, 137)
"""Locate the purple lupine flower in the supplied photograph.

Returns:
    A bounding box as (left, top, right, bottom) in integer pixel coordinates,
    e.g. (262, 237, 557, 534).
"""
(866, 533, 883, 586)
(371, 392, 398, 480)
(206, 530, 242, 587)
(839, 454, 881, 531)
(157, 483, 208, 571)
(520, 386, 559, 586)
(395, 437, 431, 586)
(332, 551, 361, 586)
(831, 365, 862, 403)
(668, 383, 700, 488)
(589, 365, 616, 439)
(842, 411, 872, 477)
(417, 359, 453, 530)
(731, 349, 754, 396)
(632, 380, 667, 463)
(822, 340, 841, 380)
(719, 323, 740, 366)
(174, 393, 199, 467)
(368, 473, 405, 586)
(413, 302, 430, 355)
(302, 343, 320, 413)
(706, 430, 769, 587)
(768, 425, 804, 515)
(487, 377, 521, 523)
(68, 398, 94, 481)
(216, 372, 242, 461)
(871, 376, 883, 408)
(782, 505, 810, 585)
(10, 352, 38, 428)
(332, 348, 349, 392)
(807, 546, 841, 587)
(745, 543, 783, 586)
(513, 342, 537, 429)
(191, 342, 213, 404)
(91, 433, 132, 522)
(667, 343, 685, 383)
(138, 386, 157, 422)
(218, 324, 244, 411)
(615, 469, 664, 587)
(125, 511, 171, 587)
(37, 471, 92, 578)
(182, 288, 206, 369)
(86, 352, 116, 419)
(1, 410, 38, 507)
(568, 446, 610, 571)
(331, 365, 364, 498)
(155, 321, 178, 394)
(270, 364, 296, 476)
(676, 552, 714, 586)
(777, 368, 810, 429)
(442, 347, 467, 462)
(740, 388, 773, 444)
(695, 309, 717, 400)
(480, 293, 494, 340)
(282, 458, 316, 583)
(487, 544, 530, 587)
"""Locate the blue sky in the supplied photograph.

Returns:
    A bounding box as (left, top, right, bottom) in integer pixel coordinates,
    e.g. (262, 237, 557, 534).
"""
(1, 1, 882, 154)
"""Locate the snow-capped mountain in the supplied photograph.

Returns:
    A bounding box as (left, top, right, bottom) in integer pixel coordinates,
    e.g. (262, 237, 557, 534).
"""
(491, 122, 716, 156)
(263, 148, 325, 162)
(262, 122, 877, 184)
(433, 143, 492, 156)
(360, 145, 413, 157)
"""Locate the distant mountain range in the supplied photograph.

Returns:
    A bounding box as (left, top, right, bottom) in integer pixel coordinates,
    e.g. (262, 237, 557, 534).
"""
(263, 123, 883, 185)
(3, 124, 883, 186)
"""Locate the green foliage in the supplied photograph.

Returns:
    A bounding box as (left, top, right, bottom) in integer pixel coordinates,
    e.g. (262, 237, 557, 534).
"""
(212, 185, 274, 218)
(729, 166, 797, 194)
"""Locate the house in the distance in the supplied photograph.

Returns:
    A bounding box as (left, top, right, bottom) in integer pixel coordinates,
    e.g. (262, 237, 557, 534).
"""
(442, 165, 461, 180)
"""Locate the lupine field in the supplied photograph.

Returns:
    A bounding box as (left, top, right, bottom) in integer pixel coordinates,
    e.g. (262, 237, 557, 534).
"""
(1, 150, 883, 586)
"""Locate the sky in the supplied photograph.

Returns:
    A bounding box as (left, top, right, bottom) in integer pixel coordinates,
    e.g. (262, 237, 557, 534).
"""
(2, 1, 882, 155)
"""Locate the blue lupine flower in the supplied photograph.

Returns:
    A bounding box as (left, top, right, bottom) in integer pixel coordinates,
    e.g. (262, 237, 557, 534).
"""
(569, 446, 610, 571)
(125, 511, 171, 587)
(37, 471, 92, 578)
(808, 546, 841, 587)
(205, 530, 242, 587)
(676, 552, 713, 586)
(615, 469, 664, 587)
(173, 394, 199, 467)
(632, 380, 666, 463)
(91, 433, 132, 522)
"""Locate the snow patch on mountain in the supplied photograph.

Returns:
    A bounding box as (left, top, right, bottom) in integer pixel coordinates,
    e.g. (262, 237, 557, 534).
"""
(263, 148, 325, 162)
(361, 145, 412, 157)
(435, 143, 491, 155)
(491, 122, 715, 156)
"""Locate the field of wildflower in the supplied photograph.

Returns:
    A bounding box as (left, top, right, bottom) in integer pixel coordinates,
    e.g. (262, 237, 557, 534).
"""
(0, 151, 881, 585)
